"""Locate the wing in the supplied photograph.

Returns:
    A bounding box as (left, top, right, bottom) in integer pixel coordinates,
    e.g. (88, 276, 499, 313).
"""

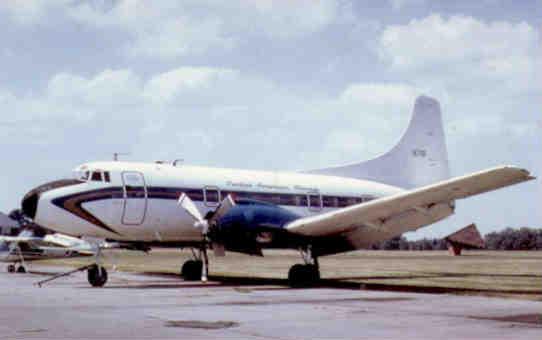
(286, 166, 534, 247)
(0, 236, 42, 244)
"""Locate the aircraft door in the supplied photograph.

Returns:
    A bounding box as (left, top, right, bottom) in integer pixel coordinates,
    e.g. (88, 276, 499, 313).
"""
(121, 172, 147, 225)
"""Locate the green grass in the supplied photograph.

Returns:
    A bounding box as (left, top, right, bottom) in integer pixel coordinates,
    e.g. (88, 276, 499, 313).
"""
(37, 249, 542, 300)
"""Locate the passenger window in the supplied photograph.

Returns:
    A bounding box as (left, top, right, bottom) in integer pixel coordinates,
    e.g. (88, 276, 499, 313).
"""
(337, 197, 350, 207)
(308, 193, 322, 211)
(91, 171, 102, 182)
(104, 172, 110, 182)
(323, 196, 337, 208)
(204, 187, 220, 206)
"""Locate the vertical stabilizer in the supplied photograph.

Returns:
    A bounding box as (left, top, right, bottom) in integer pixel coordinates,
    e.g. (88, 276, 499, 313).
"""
(304, 95, 450, 189)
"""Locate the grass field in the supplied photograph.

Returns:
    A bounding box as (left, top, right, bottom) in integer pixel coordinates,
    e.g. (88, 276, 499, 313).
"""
(38, 249, 542, 300)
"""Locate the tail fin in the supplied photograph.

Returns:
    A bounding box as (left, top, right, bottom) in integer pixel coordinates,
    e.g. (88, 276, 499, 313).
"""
(304, 95, 450, 189)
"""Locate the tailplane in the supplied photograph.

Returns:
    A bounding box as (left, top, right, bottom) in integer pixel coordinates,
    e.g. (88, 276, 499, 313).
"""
(304, 95, 450, 189)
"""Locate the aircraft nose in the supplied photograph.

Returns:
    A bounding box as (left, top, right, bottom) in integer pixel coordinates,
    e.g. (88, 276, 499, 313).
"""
(21, 179, 83, 220)
(21, 190, 39, 219)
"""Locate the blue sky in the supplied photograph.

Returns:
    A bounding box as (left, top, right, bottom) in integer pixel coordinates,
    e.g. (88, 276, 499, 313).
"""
(0, 0, 540, 238)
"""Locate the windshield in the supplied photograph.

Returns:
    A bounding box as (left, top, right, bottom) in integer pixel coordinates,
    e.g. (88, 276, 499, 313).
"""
(73, 170, 90, 181)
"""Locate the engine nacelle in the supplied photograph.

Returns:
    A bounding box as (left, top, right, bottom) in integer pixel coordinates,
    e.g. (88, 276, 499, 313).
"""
(208, 199, 301, 255)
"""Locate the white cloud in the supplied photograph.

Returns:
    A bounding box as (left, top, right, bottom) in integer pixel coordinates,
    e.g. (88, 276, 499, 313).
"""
(0, 0, 71, 24)
(236, 0, 340, 38)
(378, 14, 539, 90)
(389, 0, 425, 11)
(47, 69, 143, 108)
(340, 83, 420, 108)
(1, 0, 342, 59)
(143, 67, 237, 104)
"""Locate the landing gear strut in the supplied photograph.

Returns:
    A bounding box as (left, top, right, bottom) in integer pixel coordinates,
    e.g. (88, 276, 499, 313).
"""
(7, 264, 15, 273)
(288, 246, 320, 288)
(180, 247, 209, 282)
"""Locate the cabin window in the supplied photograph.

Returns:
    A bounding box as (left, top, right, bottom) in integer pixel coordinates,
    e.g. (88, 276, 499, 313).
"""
(206, 190, 219, 202)
(323, 196, 338, 208)
(308, 193, 322, 211)
(297, 195, 307, 207)
(337, 197, 352, 207)
(279, 194, 296, 206)
(186, 189, 204, 201)
(204, 187, 221, 207)
(91, 171, 102, 182)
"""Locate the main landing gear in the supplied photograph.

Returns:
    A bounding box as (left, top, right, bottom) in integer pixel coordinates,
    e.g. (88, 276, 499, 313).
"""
(288, 246, 320, 288)
(180, 247, 209, 282)
(7, 245, 28, 274)
(6, 264, 26, 273)
(87, 264, 108, 287)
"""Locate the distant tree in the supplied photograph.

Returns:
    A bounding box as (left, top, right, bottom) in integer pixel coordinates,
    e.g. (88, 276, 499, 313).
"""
(370, 227, 542, 251)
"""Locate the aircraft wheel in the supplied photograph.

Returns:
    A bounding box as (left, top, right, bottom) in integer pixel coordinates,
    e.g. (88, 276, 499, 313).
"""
(7, 264, 15, 273)
(87, 265, 108, 287)
(181, 260, 203, 281)
(288, 264, 320, 288)
(16, 265, 27, 273)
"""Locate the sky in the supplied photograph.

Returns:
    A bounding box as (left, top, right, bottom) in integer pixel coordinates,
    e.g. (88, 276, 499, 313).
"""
(0, 0, 540, 239)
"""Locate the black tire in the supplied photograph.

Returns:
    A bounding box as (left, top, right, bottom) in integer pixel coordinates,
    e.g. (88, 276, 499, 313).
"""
(307, 264, 320, 281)
(288, 264, 308, 288)
(16, 266, 26, 273)
(87, 265, 108, 287)
(288, 264, 320, 288)
(7, 264, 15, 273)
(181, 260, 203, 281)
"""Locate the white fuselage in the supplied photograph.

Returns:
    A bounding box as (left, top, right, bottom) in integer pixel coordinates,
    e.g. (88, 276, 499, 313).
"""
(33, 161, 403, 242)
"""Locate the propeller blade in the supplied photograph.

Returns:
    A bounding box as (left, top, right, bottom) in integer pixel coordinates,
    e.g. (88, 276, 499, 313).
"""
(177, 193, 204, 223)
(208, 194, 236, 225)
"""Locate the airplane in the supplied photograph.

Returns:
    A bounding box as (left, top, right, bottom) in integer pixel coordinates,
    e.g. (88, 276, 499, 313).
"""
(0, 228, 94, 273)
(18, 96, 535, 287)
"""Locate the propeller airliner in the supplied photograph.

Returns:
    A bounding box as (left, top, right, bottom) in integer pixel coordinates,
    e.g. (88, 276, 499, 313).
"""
(19, 96, 534, 287)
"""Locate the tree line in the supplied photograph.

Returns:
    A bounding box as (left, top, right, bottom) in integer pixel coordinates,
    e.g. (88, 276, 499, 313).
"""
(371, 227, 542, 251)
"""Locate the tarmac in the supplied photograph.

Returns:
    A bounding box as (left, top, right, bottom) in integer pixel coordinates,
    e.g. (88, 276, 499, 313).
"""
(0, 266, 541, 339)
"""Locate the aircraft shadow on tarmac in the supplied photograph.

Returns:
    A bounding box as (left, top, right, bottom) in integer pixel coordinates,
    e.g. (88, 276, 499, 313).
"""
(99, 271, 542, 296)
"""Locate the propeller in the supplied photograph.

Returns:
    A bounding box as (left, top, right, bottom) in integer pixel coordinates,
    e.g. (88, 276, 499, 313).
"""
(177, 193, 236, 255)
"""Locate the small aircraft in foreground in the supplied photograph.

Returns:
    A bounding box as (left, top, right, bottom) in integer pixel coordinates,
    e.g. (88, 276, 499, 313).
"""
(0, 228, 94, 273)
(18, 96, 535, 287)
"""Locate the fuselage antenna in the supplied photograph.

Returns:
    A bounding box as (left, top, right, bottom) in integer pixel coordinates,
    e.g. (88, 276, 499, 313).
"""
(113, 152, 130, 161)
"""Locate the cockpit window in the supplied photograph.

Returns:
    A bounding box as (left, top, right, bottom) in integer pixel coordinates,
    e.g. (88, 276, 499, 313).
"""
(91, 171, 102, 182)
(104, 172, 110, 182)
(74, 171, 89, 181)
